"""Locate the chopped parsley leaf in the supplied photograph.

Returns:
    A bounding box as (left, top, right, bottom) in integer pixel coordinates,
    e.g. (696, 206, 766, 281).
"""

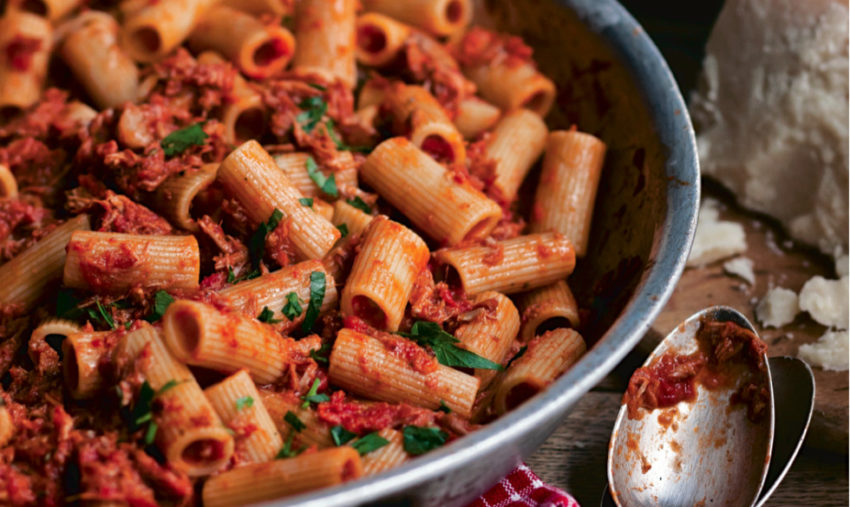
(145, 291, 174, 323)
(305, 156, 338, 198)
(284, 410, 305, 432)
(438, 400, 452, 414)
(301, 271, 326, 333)
(330, 425, 356, 446)
(296, 96, 327, 133)
(282, 292, 303, 320)
(402, 426, 448, 455)
(257, 306, 281, 324)
(351, 432, 389, 455)
(336, 223, 349, 238)
(299, 197, 314, 208)
(300, 378, 329, 409)
(309, 343, 332, 364)
(236, 396, 254, 411)
(248, 208, 284, 269)
(161, 123, 208, 156)
(346, 196, 372, 213)
(399, 321, 503, 370)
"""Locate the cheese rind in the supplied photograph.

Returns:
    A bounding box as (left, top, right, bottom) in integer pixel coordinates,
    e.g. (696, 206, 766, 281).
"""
(798, 330, 849, 372)
(756, 287, 799, 328)
(690, 0, 849, 258)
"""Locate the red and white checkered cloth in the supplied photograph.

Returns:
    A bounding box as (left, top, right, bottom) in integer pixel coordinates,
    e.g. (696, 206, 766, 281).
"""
(468, 464, 581, 507)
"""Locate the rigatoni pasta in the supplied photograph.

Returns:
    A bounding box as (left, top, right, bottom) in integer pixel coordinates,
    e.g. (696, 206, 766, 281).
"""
(434, 233, 576, 295)
(217, 140, 341, 261)
(341, 216, 429, 331)
(292, 0, 357, 88)
(493, 328, 586, 414)
(361, 137, 501, 245)
(63, 231, 200, 293)
(329, 328, 480, 417)
(530, 130, 607, 257)
(202, 447, 362, 507)
(0, 6, 613, 504)
(204, 369, 283, 465)
(162, 299, 299, 384)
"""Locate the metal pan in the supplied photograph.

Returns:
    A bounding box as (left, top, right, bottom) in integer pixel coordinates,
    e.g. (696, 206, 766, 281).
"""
(263, 0, 700, 504)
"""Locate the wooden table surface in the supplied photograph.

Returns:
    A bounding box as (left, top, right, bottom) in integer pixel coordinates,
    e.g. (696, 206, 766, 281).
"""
(527, 188, 849, 505)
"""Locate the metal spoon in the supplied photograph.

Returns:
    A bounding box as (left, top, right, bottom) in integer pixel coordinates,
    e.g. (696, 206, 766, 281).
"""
(601, 355, 814, 506)
(606, 306, 775, 506)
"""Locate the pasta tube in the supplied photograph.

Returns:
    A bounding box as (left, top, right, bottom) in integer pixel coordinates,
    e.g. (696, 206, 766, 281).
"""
(0, 164, 17, 198)
(355, 13, 411, 67)
(0, 215, 90, 311)
(454, 291, 519, 388)
(518, 280, 580, 342)
(434, 232, 576, 295)
(361, 138, 501, 245)
(530, 130, 607, 257)
(454, 97, 501, 140)
(331, 200, 374, 238)
(63, 330, 111, 399)
(362, 0, 470, 37)
(190, 6, 295, 79)
(63, 231, 200, 293)
(463, 52, 556, 116)
(204, 370, 283, 465)
(60, 13, 139, 109)
(0, 11, 52, 114)
(8, 0, 81, 21)
(362, 428, 407, 475)
(118, 324, 234, 476)
(273, 152, 358, 198)
(341, 216, 429, 331)
(292, 0, 357, 88)
(329, 328, 480, 417)
(217, 140, 340, 261)
(221, 0, 292, 16)
(493, 328, 586, 414)
(217, 260, 337, 323)
(29, 318, 80, 365)
(258, 390, 335, 449)
(121, 0, 219, 62)
(385, 83, 466, 164)
(202, 447, 362, 507)
(162, 299, 298, 384)
(484, 109, 548, 202)
(197, 51, 267, 146)
(152, 163, 218, 232)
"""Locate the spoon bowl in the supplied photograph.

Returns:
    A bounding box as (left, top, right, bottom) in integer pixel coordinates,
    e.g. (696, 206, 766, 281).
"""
(607, 306, 775, 506)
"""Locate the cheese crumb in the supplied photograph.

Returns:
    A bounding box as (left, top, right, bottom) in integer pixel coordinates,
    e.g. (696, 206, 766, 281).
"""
(798, 276, 849, 329)
(687, 200, 747, 267)
(798, 330, 849, 371)
(756, 287, 799, 328)
(723, 256, 755, 285)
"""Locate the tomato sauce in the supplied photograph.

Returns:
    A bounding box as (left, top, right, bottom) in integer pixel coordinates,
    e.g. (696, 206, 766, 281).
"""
(624, 320, 769, 422)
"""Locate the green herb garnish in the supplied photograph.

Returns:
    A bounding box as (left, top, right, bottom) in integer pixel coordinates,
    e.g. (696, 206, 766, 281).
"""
(257, 306, 281, 324)
(300, 378, 329, 409)
(282, 292, 303, 320)
(330, 425, 356, 446)
(284, 410, 305, 432)
(305, 156, 338, 198)
(248, 208, 284, 269)
(402, 426, 448, 455)
(399, 321, 503, 370)
(351, 432, 389, 455)
(301, 271, 326, 333)
(145, 290, 174, 323)
(346, 196, 372, 213)
(236, 396, 254, 411)
(161, 123, 208, 156)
